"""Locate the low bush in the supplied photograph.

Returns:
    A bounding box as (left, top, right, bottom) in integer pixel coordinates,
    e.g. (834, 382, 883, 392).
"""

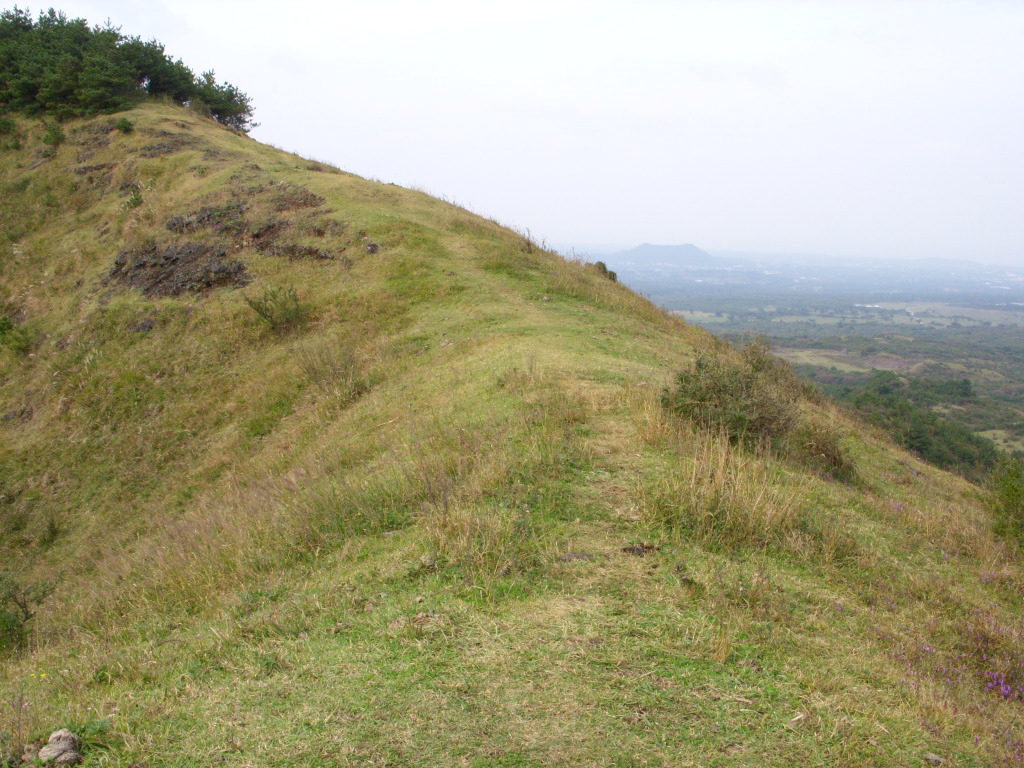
(662, 339, 855, 480)
(124, 188, 143, 209)
(0, 573, 53, 654)
(114, 117, 134, 134)
(41, 121, 64, 147)
(0, 306, 31, 356)
(244, 285, 307, 333)
(592, 260, 617, 282)
(662, 346, 797, 449)
(991, 458, 1024, 544)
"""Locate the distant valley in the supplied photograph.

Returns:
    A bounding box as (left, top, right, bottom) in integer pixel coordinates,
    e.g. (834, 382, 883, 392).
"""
(601, 244, 1024, 459)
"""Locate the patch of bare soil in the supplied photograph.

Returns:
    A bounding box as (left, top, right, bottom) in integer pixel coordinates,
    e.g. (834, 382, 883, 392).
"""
(108, 243, 250, 297)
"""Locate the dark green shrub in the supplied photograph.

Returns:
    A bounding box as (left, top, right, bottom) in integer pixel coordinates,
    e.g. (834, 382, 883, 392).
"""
(41, 121, 65, 147)
(662, 350, 798, 448)
(0, 117, 15, 135)
(0, 311, 31, 355)
(114, 117, 134, 133)
(663, 339, 856, 478)
(244, 285, 307, 333)
(124, 188, 144, 209)
(0, 573, 53, 653)
(593, 260, 617, 282)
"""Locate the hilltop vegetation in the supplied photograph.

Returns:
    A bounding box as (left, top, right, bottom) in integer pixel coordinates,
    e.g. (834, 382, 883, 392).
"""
(0, 7, 253, 129)
(1, 101, 1024, 766)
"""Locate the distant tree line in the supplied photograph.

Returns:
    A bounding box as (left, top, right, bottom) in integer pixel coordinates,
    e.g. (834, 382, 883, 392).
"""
(0, 7, 254, 130)
(819, 370, 999, 480)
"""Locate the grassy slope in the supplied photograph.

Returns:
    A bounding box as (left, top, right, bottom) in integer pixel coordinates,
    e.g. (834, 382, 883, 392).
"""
(1, 104, 1023, 766)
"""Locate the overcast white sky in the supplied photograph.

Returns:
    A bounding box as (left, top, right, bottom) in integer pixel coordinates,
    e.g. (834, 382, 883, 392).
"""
(43, 0, 1024, 263)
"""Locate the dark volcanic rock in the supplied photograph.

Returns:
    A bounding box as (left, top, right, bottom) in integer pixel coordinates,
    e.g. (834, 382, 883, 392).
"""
(166, 202, 248, 235)
(109, 243, 250, 297)
(141, 134, 198, 158)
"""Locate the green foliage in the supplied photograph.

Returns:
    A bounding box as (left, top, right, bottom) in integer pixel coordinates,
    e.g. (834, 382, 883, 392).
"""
(114, 116, 133, 133)
(593, 260, 617, 282)
(662, 341, 798, 448)
(189, 70, 254, 131)
(831, 370, 999, 480)
(0, 304, 31, 355)
(295, 342, 370, 401)
(663, 340, 855, 482)
(0, 573, 54, 653)
(0, 8, 254, 129)
(244, 285, 307, 333)
(41, 121, 64, 146)
(123, 187, 143, 208)
(991, 458, 1024, 544)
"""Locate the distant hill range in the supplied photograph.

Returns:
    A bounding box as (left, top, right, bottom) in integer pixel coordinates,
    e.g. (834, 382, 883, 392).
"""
(599, 244, 1024, 301)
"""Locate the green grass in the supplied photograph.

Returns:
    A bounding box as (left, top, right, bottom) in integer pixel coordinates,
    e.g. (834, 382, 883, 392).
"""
(0, 104, 1022, 767)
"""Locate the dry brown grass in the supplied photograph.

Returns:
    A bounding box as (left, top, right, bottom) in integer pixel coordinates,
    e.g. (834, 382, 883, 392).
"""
(637, 430, 808, 549)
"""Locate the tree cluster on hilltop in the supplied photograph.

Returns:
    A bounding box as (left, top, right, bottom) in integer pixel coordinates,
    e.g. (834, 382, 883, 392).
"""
(0, 7, 254, 130)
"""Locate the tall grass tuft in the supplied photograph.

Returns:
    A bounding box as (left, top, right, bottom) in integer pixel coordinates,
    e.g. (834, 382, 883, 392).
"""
(294, 340, 369, 402)
(420, 501, 546, 579)
(637, 431, 806, 549)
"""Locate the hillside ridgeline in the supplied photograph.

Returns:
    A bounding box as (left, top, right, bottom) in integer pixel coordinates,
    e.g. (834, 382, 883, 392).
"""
(1, 104, 1023, 766)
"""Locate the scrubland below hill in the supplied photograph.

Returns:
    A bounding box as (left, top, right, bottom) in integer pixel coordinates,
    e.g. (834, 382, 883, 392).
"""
(1, 103, 1024, 766)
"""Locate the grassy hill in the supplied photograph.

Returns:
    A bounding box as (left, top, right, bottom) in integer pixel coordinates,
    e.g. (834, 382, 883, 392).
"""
(1, 103, 1023, 767)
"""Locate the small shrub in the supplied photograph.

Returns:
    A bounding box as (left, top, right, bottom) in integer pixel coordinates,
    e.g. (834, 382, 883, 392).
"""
(244, 285, 307, 332)
(593, 260, 617, 282)
(662, 349, 797, 448)
(662, 339, 855, 478)
(0, 573, 54, 654)
(124, 188, 144, 209)
(0, 311, 31, 356)
(114, 117, 134, 134)
(991, 458, 1024, 544)
(0, 117, 15, 136)
(41, 122, 65, 147)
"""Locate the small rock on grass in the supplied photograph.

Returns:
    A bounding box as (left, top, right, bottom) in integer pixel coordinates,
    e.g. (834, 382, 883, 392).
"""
(36, 729, 83, 765)
(923, 754, 945, 766)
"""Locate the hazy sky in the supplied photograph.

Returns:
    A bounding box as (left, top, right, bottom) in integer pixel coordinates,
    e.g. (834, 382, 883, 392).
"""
(43, 1, 1024, 263)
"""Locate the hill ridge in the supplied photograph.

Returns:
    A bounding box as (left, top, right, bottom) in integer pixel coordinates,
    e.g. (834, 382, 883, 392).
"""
(0, 103, 1022, 767)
